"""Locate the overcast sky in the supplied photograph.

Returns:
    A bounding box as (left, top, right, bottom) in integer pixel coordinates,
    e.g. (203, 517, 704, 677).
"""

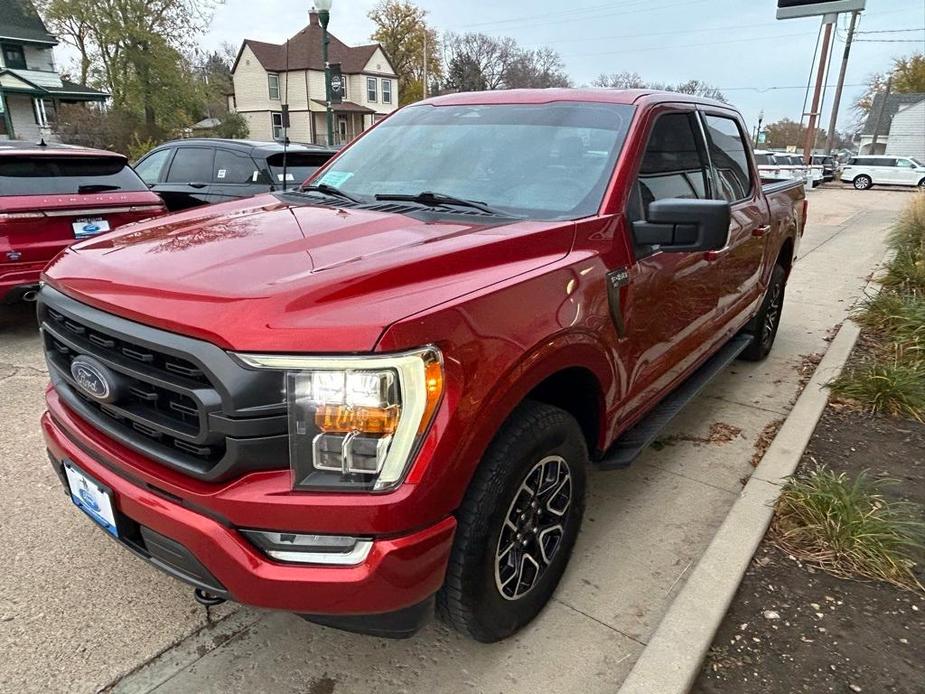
(95, 0, 925, 134)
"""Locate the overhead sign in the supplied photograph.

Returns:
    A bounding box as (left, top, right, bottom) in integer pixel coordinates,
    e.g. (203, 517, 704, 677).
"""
(777, 0, 865, 20)
(329, 63, 344, 105)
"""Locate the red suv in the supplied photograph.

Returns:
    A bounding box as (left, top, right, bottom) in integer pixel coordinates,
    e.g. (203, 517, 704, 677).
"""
(0, 141, 165, 304)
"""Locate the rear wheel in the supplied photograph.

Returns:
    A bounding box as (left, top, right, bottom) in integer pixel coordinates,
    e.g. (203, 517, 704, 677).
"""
(740, 264, 787, 362)
(918, 178, 925, 189)
(437, 401, 587, 642)
(853, 175, 872, 190)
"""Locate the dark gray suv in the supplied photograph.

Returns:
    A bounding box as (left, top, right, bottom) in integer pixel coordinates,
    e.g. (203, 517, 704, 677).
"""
(133, 139, 338, 212)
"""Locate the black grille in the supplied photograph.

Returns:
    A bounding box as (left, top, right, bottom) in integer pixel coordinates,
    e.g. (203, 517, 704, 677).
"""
(40, 287, 290, 481)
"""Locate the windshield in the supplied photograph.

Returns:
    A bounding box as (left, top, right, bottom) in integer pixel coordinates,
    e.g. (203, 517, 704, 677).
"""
(312, 102, 635, 220)
(0, 155, 147, 196)
(267, 152, 334, 186)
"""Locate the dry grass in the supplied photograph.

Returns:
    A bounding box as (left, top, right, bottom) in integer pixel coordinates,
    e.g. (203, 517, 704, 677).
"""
(771, 467, 925, 593)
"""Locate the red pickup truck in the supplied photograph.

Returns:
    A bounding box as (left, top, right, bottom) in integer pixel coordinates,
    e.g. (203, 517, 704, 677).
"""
(38, 89, 805, 642)
(1, 141, 165, 304)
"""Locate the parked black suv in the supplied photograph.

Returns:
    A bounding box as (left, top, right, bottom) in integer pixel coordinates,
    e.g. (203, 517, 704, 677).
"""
(133, 139, 337, 211)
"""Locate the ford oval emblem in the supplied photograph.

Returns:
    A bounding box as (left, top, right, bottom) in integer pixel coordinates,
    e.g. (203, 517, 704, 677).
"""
(70, 356, 115, 402)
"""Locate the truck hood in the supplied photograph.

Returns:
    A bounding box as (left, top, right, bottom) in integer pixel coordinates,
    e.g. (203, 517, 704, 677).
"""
(44, 195, 573, 351)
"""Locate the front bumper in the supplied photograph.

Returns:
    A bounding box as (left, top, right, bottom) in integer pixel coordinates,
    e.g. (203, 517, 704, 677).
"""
(42, 407, 456, 620)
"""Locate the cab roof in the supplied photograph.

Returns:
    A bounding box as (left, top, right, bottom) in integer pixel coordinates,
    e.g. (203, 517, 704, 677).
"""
(421, 88, 732, 110)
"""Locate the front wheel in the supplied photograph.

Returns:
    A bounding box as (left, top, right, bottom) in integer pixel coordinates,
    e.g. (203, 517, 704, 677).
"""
(437, 401, 587, 642)
(740, 264, 787, 362)
(853, 175, 873, 190)
(918, 178, 925, 189)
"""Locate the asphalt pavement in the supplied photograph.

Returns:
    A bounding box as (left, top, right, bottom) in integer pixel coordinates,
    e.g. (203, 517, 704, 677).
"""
(0, 187, 910, 694)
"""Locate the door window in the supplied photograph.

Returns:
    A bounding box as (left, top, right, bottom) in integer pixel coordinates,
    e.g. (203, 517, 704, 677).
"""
(897, 159, 916, 169)
(635, 112, 711, 218)
(134, 149, 172, 185)
(703, 115, 753, 202)
(214, 149, 260, 184)
(166, 148, 214, 184)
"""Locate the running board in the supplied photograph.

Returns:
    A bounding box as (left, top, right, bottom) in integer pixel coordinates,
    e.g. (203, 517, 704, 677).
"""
(596, 334, 753, 471)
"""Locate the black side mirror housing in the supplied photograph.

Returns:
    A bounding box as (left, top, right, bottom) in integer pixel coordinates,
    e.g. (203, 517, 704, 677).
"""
(633, 198, 730, 253)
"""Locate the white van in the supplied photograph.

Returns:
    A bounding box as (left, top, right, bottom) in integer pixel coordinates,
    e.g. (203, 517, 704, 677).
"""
(840, 156, 925, 190)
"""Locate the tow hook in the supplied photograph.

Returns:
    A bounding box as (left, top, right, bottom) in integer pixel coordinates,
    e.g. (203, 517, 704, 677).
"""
(193, 588, 226, 607)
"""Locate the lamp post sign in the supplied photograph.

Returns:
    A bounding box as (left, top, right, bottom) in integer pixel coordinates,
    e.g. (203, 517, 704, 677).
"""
(330, 64, 344, 105)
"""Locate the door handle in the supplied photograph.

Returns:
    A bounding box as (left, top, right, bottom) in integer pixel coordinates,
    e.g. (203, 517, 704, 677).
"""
(753, 224, 771, 238)
(188, 182, 208, 189)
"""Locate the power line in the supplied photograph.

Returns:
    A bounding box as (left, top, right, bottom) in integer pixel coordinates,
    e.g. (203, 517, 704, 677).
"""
(854, 39, 925, 43)
(561, 30, 818, 58)
(854, 27, 924, 34)
(456, 0, 710, 32)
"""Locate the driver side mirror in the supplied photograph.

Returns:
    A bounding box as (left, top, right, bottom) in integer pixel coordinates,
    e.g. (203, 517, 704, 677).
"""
(633, 198, 730, 253)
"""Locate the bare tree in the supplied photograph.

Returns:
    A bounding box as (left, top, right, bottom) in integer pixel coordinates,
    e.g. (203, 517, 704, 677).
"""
(592, 72, 727, 102)
(592, 71, 647, 89)
(442, 33, 569, 92)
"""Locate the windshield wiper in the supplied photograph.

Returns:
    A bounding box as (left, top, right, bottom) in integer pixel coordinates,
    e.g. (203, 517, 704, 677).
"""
(374, 191, 511, 216)
(78, 184, 122, 193)
(300, 183, 360, 203)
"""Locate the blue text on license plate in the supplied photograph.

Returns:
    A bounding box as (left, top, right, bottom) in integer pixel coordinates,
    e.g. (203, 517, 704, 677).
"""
(63, 461, 118, 537)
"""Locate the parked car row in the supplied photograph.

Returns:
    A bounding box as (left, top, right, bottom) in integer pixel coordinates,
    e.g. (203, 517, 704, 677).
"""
(0, 138, 336, 304)
(754, 150, 825, 188)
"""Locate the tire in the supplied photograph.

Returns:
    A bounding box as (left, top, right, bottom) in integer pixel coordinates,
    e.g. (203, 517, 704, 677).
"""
(918, 178, 925, 189)
(853, 175, 872, 190)
(436, 401, 587, 642)
(740, 264, 787, 362)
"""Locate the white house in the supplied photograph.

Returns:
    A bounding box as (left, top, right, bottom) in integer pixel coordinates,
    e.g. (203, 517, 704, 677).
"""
(858, 92, 925, 156)
(884, 100, 925, 162)
(229, 11, 399, 145)
(0, 0, 108, 141)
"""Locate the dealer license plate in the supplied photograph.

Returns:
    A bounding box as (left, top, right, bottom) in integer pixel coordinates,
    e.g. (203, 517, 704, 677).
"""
(63, 461, 118, 537)
(72, 218, 111, 239)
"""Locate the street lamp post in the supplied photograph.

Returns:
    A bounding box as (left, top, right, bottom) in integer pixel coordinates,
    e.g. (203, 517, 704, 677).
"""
(316, 0, 335, 146)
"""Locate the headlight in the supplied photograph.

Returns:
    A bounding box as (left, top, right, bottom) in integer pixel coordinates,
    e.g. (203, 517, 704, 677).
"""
(236, 347, 443, 492)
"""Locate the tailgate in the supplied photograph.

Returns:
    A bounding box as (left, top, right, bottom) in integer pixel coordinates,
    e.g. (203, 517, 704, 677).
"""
(1, 193, 164, 266)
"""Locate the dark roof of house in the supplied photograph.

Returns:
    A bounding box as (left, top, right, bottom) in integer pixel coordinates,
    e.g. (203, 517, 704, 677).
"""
(863, 92, 925, 137)
(45, 80, 109, 99)
(0, 0, 57, 45)
(236, 13, 394, 76)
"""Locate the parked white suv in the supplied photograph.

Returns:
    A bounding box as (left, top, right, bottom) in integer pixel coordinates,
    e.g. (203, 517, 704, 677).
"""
(840, 155, 925, 190)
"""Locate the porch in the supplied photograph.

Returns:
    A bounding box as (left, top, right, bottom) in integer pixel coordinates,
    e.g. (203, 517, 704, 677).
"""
(308, 100, 377, 146)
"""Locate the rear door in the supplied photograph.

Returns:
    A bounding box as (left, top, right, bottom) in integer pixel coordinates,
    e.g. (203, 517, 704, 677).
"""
(157, 146, 217, 210)
(700, 111, 769, 324)
(871, 158, 896, 185)
(211, 148, 267, 205)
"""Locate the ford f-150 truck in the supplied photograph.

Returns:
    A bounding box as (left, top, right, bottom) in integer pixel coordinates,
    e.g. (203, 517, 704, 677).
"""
(38, 89, 805, 642)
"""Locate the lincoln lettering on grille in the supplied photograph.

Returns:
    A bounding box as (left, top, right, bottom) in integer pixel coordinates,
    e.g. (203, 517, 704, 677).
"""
(39, 287, 289, 482)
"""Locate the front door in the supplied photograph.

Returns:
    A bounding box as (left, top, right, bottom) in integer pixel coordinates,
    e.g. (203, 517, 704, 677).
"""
(894, 158, 919, 185)
(617, 107, 726, 419)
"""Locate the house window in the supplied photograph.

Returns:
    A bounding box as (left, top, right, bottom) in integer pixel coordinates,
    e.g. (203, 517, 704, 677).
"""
(268, 73, 280, 100)
(367, 77, 378, 103)
(382, 79, 392, 104)
(271, 112, 284, 141)
(2, 44, 27, 70)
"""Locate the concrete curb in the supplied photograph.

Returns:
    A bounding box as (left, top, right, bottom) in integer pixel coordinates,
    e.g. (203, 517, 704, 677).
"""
(617, 319, 862, 694)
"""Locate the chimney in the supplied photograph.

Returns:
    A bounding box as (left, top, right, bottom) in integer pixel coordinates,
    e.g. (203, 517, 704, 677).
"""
(309, 10, 319, 26)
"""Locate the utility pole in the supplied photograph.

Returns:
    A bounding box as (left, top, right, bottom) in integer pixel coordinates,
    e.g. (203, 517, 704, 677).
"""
(825, 10, 860, 154)
(422, 31, 428, 99)
(803, 16, 835, 164)
(870, 75, 892, 153)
